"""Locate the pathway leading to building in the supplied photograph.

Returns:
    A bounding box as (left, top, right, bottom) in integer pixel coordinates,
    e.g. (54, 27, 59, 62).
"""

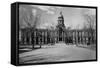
(19, 42, 96, 64)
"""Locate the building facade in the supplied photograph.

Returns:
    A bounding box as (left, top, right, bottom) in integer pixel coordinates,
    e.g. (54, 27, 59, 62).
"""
(19, 12, 96, 48)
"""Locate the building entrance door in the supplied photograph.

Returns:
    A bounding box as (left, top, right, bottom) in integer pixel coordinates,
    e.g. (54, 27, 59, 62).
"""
(59, 37, 62, 41)
(58, 30, 63, 42)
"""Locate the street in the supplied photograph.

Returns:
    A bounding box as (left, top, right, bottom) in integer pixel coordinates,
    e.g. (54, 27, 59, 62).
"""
(19, 42, 96, 64)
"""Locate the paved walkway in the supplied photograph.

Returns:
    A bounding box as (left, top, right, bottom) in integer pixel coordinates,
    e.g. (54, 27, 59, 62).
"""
(19, 42, 96, 64)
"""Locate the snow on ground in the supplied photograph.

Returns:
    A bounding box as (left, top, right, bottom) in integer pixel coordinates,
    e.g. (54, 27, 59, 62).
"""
(19, 42, 96, 64)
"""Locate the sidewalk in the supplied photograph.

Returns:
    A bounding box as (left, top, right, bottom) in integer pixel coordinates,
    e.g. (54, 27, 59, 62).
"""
(19, 42, 96, 64)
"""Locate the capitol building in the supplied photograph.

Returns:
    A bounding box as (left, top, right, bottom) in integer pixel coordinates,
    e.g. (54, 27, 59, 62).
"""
(19, 12, 96, 48)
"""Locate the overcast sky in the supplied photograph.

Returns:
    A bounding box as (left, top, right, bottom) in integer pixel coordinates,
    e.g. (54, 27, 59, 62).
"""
(19, 4, 96, 29)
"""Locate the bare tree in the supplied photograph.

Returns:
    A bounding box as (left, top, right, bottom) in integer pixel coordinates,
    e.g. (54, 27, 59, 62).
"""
(23, 10, 42, 29)
(83, 12, 96, 44)
(33, 14, 41, 28)
(83, 14, 96, 30)
(23, 11, 42, 48)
